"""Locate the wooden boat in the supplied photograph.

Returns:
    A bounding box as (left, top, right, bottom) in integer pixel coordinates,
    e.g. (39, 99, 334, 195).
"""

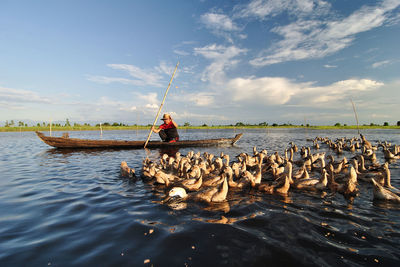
(35, 131, 243, 149)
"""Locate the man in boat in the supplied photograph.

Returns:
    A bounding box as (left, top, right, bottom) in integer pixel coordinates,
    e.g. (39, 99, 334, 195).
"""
(151, 113, 179, 142)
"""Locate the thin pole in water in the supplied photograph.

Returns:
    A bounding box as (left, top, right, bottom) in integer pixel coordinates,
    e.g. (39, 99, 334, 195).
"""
(136, 112, 139, 137)
(350, 99, 360, 135)
(304, 116, 308, 137)
(100, 123, 103, 137)
(50, 119, 52, 137)
(144, 61, 179, 148)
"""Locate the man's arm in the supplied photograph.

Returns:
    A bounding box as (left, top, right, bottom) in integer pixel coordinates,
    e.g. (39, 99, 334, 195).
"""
(151, 126, 161, 133)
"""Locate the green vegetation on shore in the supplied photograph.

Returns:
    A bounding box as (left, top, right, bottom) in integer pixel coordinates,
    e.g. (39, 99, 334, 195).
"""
(1, 122, 400, 132)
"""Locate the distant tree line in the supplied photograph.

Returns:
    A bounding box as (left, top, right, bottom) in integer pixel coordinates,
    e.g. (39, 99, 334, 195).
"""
(3, 119, 400, 127)
(233, 122, 295, 127)
(4, 120, 28, 127)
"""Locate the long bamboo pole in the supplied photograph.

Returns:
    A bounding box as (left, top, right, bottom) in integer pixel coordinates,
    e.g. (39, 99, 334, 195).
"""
(350, 99, 360, 135)
(144, 61, 179, 148)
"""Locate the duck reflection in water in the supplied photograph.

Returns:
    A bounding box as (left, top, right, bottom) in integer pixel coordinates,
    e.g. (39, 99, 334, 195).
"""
(157, 147, 180, 158)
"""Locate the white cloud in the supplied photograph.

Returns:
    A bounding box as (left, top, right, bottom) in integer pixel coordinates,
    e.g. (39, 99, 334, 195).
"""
(371, 113, 391, 118)
(94, 97, 138, 113)
(236, 0, 331, 19)
(155, 61, 176, 76)
(134, 92, 159, 106)
(173, 49, 190, 56)
(372, 60, 391, 68)
(0, 100, 27, 110)
(119, 106, 137, 112)
(304, 79, 384, 105)
(201, 12, 239, 31)
(145, 103, 158, 109)
(227, 76, 300, 105)
(280, 112, 351, 122)
(194, 44, 247, 83)
(88, 64, 167, 87)
(0, 86, 51, 103)
(249, 0, 400, 66)
(173, 110, 228, 122)
(224, 76, 383, 108)
(86, 75, 143, 86)
(107, 64, 163, 87)
(171, 91, 216, 107)
(323, 64, 337, 68)
(200, 12, 242, 42)
(91, 94, 158, 115)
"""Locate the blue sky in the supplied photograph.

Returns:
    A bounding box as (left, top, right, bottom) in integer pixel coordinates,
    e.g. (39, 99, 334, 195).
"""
(1, 0, 400, 126)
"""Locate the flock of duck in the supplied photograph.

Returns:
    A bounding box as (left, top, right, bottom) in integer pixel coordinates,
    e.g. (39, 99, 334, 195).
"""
(120, 134, 400, 206)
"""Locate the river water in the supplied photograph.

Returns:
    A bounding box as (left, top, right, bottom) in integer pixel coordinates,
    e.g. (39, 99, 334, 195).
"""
(0, 128, 399, 266)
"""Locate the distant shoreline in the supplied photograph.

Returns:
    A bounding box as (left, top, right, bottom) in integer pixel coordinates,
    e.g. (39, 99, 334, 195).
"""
(1, 125, 399, 132)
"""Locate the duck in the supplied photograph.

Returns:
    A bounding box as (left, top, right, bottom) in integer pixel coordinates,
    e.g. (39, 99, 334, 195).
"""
(364, 162, 397, 191)
(335, 165, 358, 197)
(142, 163, 157, 180)
(222, 154, 231, 168)
(187, 165, 200, 179)
(269, 162, 285, 179)
(231, 162, 242, 179)
(358, 153, 380, 170)
(165, 174, 228, 203)
(154, 171, 171, 186)
(181, 168, 203, 191)
(202, 173, 225, 187)
(226, 166, 250, 188)
(179, 161, 192, 179)
(120, 161, 136, 178)
(383, 147, 400, 161)
(276, 161, 294, 184)
(371, 178, 400, 203)
(292, 164, 309, 180)
(177, 157, 189, 177)
(300, 146, 308, 159)
(287, 148, 294, 162)
(210, 157, 224, 175)
(360, 134, 373, 150)
(347, 164, 358, 184)
(175, 151, 182, 162)
(314, 169, 328, 190)
(224, 166, 239, 188)
(166, 156, 175, 171)
(327, 164, 340, 192)
(258, 174, 290, 195)
(160, 154, 169, 169)
(314, 140, 320, 149)
(311, 157, 326, 172)
(289, 141, 298, 152)
(244, 153, 259, 168)
(242, 170, 260, 188)
(327, 155, 347, 173)
(154, 168, 181, 186)
(293, 169, 327, 190)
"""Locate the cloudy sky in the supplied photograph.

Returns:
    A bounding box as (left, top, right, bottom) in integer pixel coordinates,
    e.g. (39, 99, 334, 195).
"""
(1, 0, 400, 126)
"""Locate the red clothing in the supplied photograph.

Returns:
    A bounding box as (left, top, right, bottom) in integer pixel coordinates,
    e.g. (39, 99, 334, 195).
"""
(158, 121, 179, 142)
(159, 121, 176, 130)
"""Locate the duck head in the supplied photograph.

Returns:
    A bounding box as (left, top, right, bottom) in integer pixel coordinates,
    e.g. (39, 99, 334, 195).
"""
(162, 187, 188, 204)
(169, 187, 187, 197)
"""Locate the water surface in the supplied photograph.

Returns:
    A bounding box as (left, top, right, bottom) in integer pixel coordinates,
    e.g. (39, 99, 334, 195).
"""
(0, 129, 399, 266)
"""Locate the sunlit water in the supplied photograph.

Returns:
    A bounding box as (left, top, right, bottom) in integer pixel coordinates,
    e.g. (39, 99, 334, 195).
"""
(0, 129, 399, 266)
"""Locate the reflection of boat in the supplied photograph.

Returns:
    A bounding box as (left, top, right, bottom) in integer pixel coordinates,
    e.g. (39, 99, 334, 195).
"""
(36, 131, 243, 149)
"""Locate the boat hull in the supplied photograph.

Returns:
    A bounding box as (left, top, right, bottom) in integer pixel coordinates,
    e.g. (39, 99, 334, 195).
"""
(35, 131, 243, 149)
